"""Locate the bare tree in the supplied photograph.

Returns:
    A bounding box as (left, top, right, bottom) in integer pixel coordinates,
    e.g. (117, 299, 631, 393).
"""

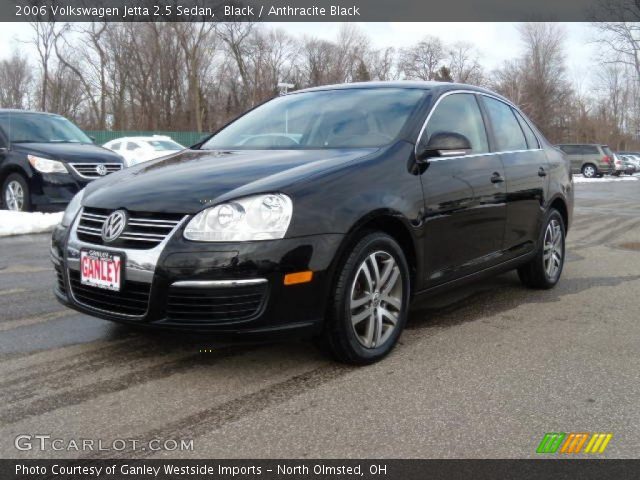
(366, 47, 398, 81)
(516, 23, 572, 139)
(399, 36, 445, 80)
(447, 42, 484, 85)
(172, 23, 217, 132)
(0, 52, 33, 109)
(28, 21, 58, 111)
(491, 59, 524, 105)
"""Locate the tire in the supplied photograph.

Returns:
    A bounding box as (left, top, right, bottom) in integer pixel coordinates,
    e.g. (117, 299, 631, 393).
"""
(2, 173, 31, 212)
(581, 164, 597, 178)
(517, 209, 565, 289)
(320, 231, 411, 364)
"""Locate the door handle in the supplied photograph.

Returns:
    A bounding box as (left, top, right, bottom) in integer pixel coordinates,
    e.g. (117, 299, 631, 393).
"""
(490, 172, 505, 183)
(538, 167, 547, 177)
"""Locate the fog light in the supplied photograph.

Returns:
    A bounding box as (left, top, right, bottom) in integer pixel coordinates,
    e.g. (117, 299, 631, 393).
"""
(284, 271, 313, 285)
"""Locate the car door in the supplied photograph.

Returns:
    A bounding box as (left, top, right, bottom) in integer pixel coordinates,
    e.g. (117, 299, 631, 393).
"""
(0, 128, 8, 165)
(480, 96, 548, 257)
(420, 92, 507, 285)
(125, 141, 140, 165)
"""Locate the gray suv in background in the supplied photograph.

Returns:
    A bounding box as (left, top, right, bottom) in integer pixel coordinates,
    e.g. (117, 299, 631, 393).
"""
(556, 144, 615, 178)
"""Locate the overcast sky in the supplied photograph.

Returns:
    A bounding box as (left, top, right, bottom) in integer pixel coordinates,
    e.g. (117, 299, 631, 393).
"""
(0, 22, 599, 88)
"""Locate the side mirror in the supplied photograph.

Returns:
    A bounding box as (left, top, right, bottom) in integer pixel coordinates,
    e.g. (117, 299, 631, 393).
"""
(89, 136, 96, 143)
(417, 131, 471, 162)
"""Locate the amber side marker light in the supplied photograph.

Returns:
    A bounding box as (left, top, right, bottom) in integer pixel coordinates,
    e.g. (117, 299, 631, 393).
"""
(284, 271, 314, 285)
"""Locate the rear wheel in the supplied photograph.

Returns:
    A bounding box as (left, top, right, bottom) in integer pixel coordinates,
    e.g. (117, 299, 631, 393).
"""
(320, 232, 410, 364)
(581, 164, 597, 178)
(517, 209, 565, 289)
(2, 173, 31, 212)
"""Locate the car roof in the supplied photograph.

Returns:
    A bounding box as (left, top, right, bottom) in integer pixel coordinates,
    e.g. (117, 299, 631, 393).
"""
(291, 81, 513, 104)
(106, 136, 177, 143)
(556, 143, 603, 146)
(0, 109, 64, 118)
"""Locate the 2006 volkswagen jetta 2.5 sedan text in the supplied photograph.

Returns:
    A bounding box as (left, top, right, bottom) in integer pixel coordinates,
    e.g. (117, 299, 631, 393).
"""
(52, 81, 573, 364)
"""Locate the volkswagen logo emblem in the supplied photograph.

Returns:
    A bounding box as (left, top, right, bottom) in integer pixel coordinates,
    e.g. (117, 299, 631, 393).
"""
(96, 164, 108, 176)
(101, 210, 127, 243)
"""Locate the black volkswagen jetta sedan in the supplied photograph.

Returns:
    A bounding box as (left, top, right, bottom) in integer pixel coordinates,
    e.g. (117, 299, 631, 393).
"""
(0, 110, 124, 212)
(52, 82, 573, 364)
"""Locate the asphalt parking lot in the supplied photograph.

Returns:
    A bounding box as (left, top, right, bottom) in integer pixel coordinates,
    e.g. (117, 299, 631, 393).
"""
(1, 179, 639, 459)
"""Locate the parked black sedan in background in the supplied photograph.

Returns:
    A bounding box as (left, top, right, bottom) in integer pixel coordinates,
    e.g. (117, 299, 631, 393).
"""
(0, 110, 124, 212)
(52, 81, 573, 364)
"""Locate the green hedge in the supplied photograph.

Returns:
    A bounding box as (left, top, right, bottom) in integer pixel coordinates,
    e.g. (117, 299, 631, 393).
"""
(85, 131, 211, 147)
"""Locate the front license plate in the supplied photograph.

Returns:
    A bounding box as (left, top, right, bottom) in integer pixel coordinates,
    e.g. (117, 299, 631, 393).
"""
(80, 249, 123, 291)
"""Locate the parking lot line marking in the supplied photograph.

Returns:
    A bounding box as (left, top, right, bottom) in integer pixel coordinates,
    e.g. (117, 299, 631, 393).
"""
(0, 288, 26, 296)
(0, 311, 69, 332)
(0, 265, 51, 274)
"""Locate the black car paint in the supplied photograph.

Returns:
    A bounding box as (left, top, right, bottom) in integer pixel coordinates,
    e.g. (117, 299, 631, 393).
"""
(0, 111, 124, 211)
(53, 82, 573, 336)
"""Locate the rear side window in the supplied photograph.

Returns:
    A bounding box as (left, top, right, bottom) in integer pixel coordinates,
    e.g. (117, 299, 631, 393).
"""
(482, 97, 527, 152)
(558, 145, 579, 154)
(580, 145, 599, 154)
(424, 93, 489, 154)
(513, 110, 539, 149)
(602, 146, 613, 156)
(126, 142, 139, 151)
(111, 142, 121, 150)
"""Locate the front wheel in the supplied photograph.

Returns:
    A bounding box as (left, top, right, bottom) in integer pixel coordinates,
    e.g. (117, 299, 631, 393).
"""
(320, 232, 410, 364)
(2, 173, 31, 212)
(517, 209, 565, 289)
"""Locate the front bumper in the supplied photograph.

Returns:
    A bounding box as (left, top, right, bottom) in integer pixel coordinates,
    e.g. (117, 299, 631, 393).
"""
(30, 170, 89, 211)
(51, 214, 343, 338)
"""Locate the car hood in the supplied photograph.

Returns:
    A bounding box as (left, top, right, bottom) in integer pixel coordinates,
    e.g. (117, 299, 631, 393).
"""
(12, 142, 123, 164)
(83, 148, 377, 214)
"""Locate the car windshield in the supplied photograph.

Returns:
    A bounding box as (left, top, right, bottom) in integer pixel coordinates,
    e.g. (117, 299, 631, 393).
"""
(201, 88, 427, 150)
(0, 113, 92, 144)
(148, 140, 184, 151)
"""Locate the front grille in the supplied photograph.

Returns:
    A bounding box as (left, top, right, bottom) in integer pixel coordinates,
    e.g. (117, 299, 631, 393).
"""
(167, 284, 267, 323)
(76, 207, 184, 249)
(54, 264, 66, 295)
(68, 270, 150, 317)
(69, 163, 122, 179)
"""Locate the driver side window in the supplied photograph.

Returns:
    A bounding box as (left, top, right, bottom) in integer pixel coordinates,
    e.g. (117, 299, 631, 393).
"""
(423, 93, 489, 155)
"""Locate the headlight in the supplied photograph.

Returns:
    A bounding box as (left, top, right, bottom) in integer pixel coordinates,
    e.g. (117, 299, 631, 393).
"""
(61, 189, 85, 227)
(28, 155, 68, 174)
(184, 193, 293, 242)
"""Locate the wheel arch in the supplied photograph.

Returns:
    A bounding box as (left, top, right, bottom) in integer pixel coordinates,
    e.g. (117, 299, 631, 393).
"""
(329, 210, 420, 295)
(548, 195, 569, 233)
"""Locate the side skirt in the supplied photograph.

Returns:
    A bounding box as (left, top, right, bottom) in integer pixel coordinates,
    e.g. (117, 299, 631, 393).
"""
(412, 250, 536, 299)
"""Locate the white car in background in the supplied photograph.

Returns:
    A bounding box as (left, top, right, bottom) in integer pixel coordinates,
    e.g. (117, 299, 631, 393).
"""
(102, 136, 186, 167)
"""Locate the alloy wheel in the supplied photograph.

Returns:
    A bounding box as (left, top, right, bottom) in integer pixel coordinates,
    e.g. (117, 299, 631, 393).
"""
(543, 218, 563, 281)
(349, 250, 403, 349)
(4, 180, 24, 211)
